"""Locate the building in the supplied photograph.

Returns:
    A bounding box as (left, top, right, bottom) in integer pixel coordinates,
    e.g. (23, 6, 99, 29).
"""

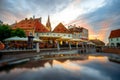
(12, 16, 48, 36)
(12, 15, 89, 48)
(46, 15, 51, 32)
(68, 25, 88, 40)
(35, 22, 73, 47)
(109, 29, 120, 47)
(90, 39, 105, 46)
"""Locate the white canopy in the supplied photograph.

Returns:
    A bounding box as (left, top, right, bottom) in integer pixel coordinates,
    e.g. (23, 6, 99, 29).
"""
(87, 42, 95, 45)
(4, 36, 42, 42)
(69, 39, 84, 42)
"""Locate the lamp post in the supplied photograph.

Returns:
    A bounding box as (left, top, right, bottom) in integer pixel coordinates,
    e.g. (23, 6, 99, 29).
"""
(28, 35, 34, 49)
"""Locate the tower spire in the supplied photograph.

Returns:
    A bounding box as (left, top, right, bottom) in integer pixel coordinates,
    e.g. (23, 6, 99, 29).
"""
(46, 15, 51, 31)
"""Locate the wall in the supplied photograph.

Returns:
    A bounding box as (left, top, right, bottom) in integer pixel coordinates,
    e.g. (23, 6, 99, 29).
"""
(109, 37, 120, 46)
(103, 48, 120, 54)
(35, 32, 73, 39)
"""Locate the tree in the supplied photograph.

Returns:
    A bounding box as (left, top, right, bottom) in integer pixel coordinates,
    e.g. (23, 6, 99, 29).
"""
(11, 28, 26, 37)
(0, 24, 12, 41)
(0, 25, 26, 41)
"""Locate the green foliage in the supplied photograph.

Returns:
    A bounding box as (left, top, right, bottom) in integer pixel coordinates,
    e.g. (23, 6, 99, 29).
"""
(0, 24, 12, 41)
(0, 24, 26, 41)
(11, 28, 26, 37)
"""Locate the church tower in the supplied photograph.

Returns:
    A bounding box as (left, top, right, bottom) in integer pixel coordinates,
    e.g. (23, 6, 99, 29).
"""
(46, 15, 51, 31)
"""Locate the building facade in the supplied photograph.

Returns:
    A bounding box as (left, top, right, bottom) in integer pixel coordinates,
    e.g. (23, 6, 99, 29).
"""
(12, 16, 89, 48)
(109, 29, 120, 47)
(68, 25, 88, 40)
(12, 16, 45, 36)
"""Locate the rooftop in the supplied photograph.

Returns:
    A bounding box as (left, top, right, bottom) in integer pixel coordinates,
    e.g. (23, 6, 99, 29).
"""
(109, 29, 120, 38)
(53, 23, 71, 33)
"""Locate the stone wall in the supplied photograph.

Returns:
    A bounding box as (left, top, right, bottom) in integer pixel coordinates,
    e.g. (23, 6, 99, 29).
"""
(103, 48, 120, 54)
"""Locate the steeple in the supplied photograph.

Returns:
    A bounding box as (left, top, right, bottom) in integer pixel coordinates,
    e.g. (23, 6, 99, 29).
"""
(46, 15, 51, 31)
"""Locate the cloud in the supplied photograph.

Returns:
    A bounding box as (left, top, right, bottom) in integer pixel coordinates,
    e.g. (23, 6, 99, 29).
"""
(0, 0, 120, 43)
(69, 0, 120, 43)
(0, 0, 72, 24)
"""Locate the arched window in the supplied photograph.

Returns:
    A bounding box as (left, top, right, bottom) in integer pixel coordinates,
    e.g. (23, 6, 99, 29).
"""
(117, 43, 120, 47)
(111, 43, 114, 46)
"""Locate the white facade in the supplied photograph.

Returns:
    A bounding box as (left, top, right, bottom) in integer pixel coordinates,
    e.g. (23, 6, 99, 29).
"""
(81, 28, 88, 39)
(68, 25, 88, 40)
(109, 37, 120, 47)
(35, 32, 73, 39)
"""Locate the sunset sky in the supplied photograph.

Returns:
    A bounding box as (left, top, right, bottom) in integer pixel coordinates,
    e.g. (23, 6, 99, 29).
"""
(0, 0, 120, 44)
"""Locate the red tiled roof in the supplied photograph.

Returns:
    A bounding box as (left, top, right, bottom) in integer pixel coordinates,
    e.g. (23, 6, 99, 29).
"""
(90, 39, 105, 46)
(12, 18, 35, 29)
(35, 20, 49, 32)
(109, 29, 120, 38)
(69, 27, 83, 33)
(12, 18, 49, 33)
(81, 38, 88, 40)
(53, 23, 70, 33)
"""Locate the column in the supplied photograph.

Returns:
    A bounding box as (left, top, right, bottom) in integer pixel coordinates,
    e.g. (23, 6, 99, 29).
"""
(57, 41, 60, 51)
(69, 42, 72, 50)
(85, 43, 87, 48)
(82, 42, 84, 49)
(36, 42, 40, 53)
(76, 42, 78, 49)
(85, 43, 88, 53)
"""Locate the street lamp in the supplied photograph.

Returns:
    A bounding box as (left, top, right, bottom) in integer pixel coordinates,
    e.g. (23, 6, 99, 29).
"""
(28, 34, 34, 49)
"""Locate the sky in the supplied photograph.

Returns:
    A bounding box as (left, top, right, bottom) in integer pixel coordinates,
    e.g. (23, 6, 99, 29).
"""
(0, 0, 120, 44)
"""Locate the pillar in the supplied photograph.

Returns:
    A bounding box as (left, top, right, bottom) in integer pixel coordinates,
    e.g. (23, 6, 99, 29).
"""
(69, 42, 72, 50)
(36, 42, 40, 53)
(85, 43, 88, 53)
(76, 42, 78, 49)
(82, 42, 84, 49)
(57, 41, 60, 51)
(85, 43, 87, 48)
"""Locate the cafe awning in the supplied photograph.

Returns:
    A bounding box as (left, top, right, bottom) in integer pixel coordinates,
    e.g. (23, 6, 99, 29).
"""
(68, 39, 84, 42)
(87, 42, 95, 45)
(4, 36, 42, 42)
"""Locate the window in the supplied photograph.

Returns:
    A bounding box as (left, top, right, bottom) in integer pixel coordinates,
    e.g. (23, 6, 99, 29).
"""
(53, 34, 55, 36)
(111, 43, 114, 46)
(116, 38, 119, 41)
(68, 35, 70, 37)
(79, 35, 81, 37)
(47, 33, 49, 35)
(36, 33, 38, 37)
(111, 38, 113, 41)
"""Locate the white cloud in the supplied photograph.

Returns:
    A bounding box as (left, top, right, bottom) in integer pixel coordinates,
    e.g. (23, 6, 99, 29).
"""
(48, 0, 107, 28)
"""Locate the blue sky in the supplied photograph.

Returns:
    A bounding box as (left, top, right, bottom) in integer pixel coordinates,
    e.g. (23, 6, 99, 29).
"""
(0, 0, 120, 43)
